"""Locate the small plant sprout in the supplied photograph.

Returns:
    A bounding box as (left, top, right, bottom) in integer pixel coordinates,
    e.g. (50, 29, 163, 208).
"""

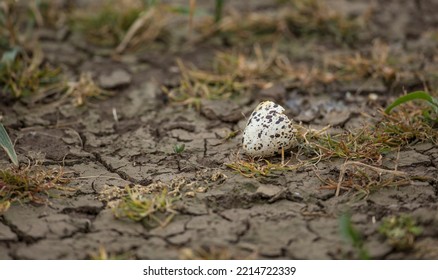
(242, 101, 296, 162)
(379, 215, 422, 250)
(173, 143, 185, 154)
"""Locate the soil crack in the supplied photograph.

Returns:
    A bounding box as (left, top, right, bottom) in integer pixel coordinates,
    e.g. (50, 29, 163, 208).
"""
(60, 205, 104, 220)
(92, 152, 140, 184)
(0, 216, 42, 244)
(203, 139, 207, 158)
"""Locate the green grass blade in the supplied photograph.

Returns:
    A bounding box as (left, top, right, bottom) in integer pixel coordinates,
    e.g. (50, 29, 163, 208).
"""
(385, 91, 438, 114)
(0, 48, 20, 65)
(339, 213, 369, 260)
(340, 213, 361, 245)
(0, 124, 19, 166)
(214, 0, 224, 23)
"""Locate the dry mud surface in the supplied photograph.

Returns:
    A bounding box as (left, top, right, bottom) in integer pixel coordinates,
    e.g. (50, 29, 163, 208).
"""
(1, 0, 438, 259)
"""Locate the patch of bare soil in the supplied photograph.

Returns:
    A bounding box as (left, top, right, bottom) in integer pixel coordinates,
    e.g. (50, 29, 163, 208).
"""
(0, 0, 437, 259)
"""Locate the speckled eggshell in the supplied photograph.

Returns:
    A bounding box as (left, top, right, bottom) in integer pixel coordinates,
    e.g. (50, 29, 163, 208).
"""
(242, 101, 295, 157)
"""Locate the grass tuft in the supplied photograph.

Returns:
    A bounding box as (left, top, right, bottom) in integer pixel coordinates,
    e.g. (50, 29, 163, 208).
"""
(226, 153, 308, 178)
(112, 186, 179, 228)
(65, 72, 110, 106)
(283, 0, 361, 44)
(163, 58, 247, 109)
(0, 165, 72, 213)
(321, 161, 411, 198)
(323, 42, 437, 90)
(298, 104, 438, 164)
(70, 2, 168, 51)
(379, 215, 422, 250)
(70, 4, 143, 48)
(195, 0, 362, 45)
(0, 48, 64, 99)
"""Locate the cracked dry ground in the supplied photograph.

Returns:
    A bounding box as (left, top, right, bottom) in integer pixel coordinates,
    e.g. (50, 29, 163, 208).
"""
(1, 86, 437, 260)
(1, 0, 438, 260)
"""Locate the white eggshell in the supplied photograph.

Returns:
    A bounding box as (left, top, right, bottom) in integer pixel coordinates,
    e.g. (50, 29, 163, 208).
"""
(242, 101, 295, 157)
